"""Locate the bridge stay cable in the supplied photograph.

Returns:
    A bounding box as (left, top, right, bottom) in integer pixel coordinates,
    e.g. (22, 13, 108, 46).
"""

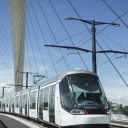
(48, 0, 89, 70)
(30, 0, 59, 76)
(34, 0, 70, 71)
(102, 0, 128, 28)
(26, 0, 48, 78)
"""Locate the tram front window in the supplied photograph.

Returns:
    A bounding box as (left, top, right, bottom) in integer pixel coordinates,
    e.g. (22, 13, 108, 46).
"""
(68, 74, 108, 109)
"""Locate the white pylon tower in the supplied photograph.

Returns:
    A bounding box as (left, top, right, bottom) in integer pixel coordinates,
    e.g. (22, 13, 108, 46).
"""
(9, 0, 25, 92)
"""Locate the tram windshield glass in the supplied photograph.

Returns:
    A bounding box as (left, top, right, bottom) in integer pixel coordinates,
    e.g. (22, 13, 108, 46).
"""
(68, 74, 108, 109)
(59, 74, 109, 111)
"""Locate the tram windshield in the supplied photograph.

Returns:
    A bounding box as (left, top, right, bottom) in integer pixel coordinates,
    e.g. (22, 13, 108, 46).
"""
(68, 74, 108, 109)
(59, 74, 109, 111)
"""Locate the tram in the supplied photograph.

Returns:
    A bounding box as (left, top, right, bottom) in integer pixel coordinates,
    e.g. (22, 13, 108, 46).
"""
(0, 70, 111, 128)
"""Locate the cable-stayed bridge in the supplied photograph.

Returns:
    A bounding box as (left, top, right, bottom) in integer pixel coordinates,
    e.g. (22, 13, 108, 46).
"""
(0, 0, 128, 127)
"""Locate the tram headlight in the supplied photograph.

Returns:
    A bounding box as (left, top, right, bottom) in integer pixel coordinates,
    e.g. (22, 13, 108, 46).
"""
(70, 109, 85, 115)
(106, 110, 111, 115)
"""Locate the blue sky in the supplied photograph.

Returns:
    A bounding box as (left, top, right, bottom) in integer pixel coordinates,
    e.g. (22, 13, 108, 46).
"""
(0, 0, 128, 105)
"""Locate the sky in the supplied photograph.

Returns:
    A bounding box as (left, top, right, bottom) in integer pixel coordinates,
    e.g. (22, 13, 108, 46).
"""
(0, 0, 128, 106)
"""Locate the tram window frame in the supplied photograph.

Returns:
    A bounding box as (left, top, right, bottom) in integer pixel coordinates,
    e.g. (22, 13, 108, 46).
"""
(30, 91, 37, 109)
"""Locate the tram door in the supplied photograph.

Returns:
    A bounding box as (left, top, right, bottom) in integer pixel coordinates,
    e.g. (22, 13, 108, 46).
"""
(39, 85, 56, 122)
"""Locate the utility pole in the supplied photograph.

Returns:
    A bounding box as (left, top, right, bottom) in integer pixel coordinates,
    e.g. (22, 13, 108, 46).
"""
(92, 20, 97, 74)
(17, 71, 38, 89)
(26, 72, 29, 89)
(65, 17, 120, 74)
(0, 87, 10, 98)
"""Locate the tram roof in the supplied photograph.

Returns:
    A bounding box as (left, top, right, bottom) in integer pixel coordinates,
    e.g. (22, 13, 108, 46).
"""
(38, 70, 97, 88)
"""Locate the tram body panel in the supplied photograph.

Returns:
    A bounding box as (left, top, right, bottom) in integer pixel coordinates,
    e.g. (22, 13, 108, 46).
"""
(59, 108, 74, 126)
(74, 114, 111, 125)
(55, 83, 61, 125)
(59, 109, 110, 127)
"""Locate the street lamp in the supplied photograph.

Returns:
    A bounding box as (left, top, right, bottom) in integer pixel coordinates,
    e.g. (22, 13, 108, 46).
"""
(65, 17, 120, 74)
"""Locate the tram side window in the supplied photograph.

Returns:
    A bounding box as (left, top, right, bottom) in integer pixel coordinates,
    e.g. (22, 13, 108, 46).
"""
(30, 91, 37, 109)
(39, 89, 44, 109)
(25, 94, 28, 108)
(22, 95, 25, 108)
(15, 96, 19, 108)
(44, 88, 49, 110)
(6, 100, 8, 107)
(12, 98, 14, 108)
(59, 77, 73, 111)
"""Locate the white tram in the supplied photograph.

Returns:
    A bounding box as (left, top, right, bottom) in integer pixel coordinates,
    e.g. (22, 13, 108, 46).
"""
(0, 70, 111, 128)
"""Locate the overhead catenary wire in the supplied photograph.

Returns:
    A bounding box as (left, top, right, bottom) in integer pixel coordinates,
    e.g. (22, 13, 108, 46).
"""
(98, 55, 125, 67)
(42, 2, 128, 71)
(97, 41, 128, 87)
(97, 9, 128, 33)
(100, 32, 128, 52)
(70, 9, 128, 52)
